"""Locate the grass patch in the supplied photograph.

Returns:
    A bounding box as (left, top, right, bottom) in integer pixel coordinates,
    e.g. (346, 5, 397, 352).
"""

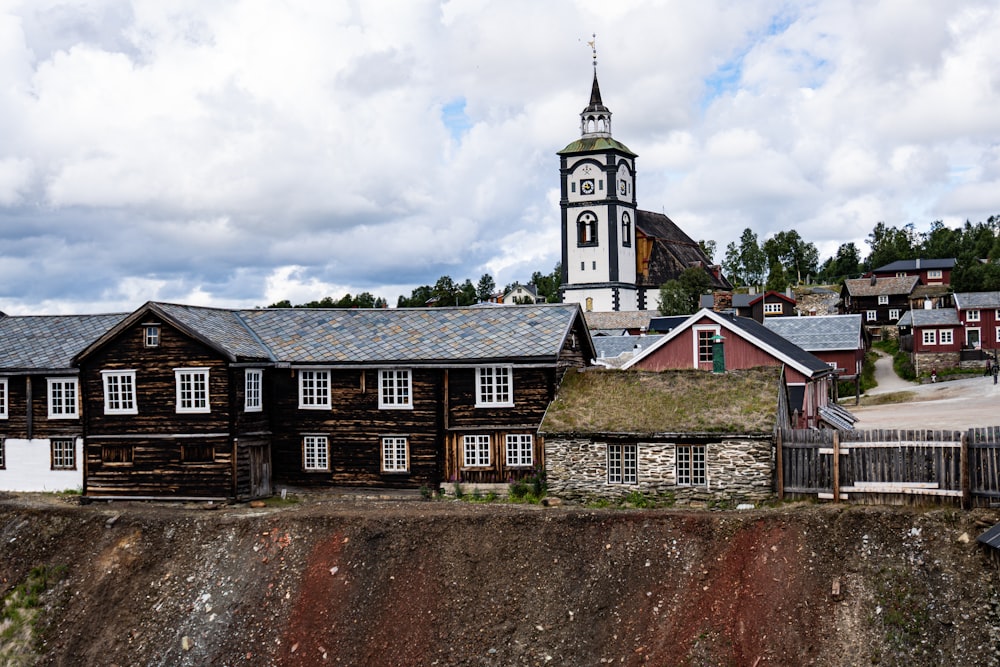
(584, 491, 677, 509)
(0, 565, 67, 666)
(857, 391, 920, 406)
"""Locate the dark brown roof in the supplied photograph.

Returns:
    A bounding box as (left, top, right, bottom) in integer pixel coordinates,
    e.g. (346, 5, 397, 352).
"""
(635, 210, 732, 290)
(843, 276, 919, 297)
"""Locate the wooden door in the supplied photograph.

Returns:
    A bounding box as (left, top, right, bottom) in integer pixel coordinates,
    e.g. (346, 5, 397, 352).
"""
(248, 444, 271, 498)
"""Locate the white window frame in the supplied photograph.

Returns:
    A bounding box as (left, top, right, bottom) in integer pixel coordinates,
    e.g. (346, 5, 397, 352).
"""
(102, 370, 137, 415)
(877, 295, 889, 305)
(966, 309, 981, 322)
(463, 434, 491, 467)
(763, 302, 782, 315)
(476, 366, 513, 408)
(866, 310, 878, 322)
(47, 377, 79, 419)
(378, 369, 413, 409)
(693, 326, 719, 366)
(0, 377, 7, 420)
(927, 269, 943, 280)
(381, 436, 409, 473)
(939, 329, 954, 345)
(51, 438, 75, 470)
(245, 369, 263, 412)
(298, 369, 331, 410)
(995, 326, 1000, 344)
(677, 445, 707, 486)
(174, 368, 210, 414)
(505, 434, 534, 467)
(303, 435, 329, 471)
(922, 329, 937, 346)
(888, 309, 900, 322)
(0, 437, 5, 468)
(144, 325, 160, 347)
(607, 443, 638, 484)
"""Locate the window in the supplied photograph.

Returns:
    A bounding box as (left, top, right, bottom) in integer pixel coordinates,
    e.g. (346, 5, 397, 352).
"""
(298, 370, 330, 409)
(175, 369, 210, 414)
(939, 329, 954, 345)
(927, 270, 943, 280)
(463, 434, 491, 467)
(102, 370, 137, 415)
(922, 330, 937, 345)
(303, 436, 329, 471)
(381, 436, 409, 473)
(577, 211, 598, 246)
(476, 366, 513, 407)
(866, 310, 877, 322)
(697, 329, 716, 363)
(967, 309, 981, 322)
(995, 327, 1000, 343)
(621, 212, 632, 247)
(144, 325, 160, 347)
(889, 309, 900, 321)
(101, 444, 133, 464)
(607, 443, 637, 484)
(379, 369, 412, 409)
(0, 378, 7, 419)
(764, 302, 782, 315)
(677, 445, 706, 485)
(47, 378, 79, 419)
(877, 295, 889, 305)
(245, 369, 262, 412)
(506, 434, 533, 467)
(51, 438, 75, 470)
(181, 443, 215, 463)
(0, 437, 5, 469)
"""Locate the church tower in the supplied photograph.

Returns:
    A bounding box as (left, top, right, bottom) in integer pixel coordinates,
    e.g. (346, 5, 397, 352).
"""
(558, 44, 638, 312)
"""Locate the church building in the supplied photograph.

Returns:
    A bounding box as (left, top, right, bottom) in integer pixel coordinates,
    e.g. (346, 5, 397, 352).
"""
(558, 64, 731, 312)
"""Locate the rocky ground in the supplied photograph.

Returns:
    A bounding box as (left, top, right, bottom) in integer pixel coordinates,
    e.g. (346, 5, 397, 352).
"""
(2, 492, 999, 667)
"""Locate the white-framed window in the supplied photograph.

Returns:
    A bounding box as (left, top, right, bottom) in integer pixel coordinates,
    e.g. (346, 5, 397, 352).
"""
(476, 366, 513, 407)
(144, 325, 160, 347)
(995, 326, 1000, 343)
(0, 377, 7, 419)
(694, 326, 719, 364)
(298, 370, 330, 409)
(677, 445, 707, 485)
(505, 434, 534, 467)
(102, 370, 137, 415)
(927, 270, 943, 280)
(47, 378, 79, 419)
(967, 309, 981, 322)
(877, 295, 889, 305)
(621, 212, 632, 247)
(922, 329, 937, 345)
(888, 309, 901, 321)
(175, 368, 210, 414)
(607, 443, 637, 484)
(245, 369, 262, 412)
(763, 302, 782, 315)
(379, 369, 412, 409)
(866, 310, 877, 322)
(51, 438, 75, 470)
(939, 329, 954, 345)
(381, 436, 409, 473)
(463, 434, 491, 467)
(995, 309, 1000, 320)
(303, 435, 329, 471)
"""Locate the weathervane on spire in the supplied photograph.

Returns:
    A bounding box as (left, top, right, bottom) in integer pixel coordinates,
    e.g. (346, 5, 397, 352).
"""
(587, 33, 597, 70)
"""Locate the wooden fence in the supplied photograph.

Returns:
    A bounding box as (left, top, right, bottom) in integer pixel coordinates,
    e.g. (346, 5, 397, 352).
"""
(778, 427, 1000, 508)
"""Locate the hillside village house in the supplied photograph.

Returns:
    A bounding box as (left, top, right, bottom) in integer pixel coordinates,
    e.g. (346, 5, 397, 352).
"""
(0, 312, 125, 492)
(72, 302, 593, 500)
(700, 290, 797, 322)
(896, 308, 962, 376)
(841, 275, 919, 339)
(542, 367, 786, 503)
(953, 292, 1000, 354)
(763, 314, 868, 388)
(869, 258, 956, 285)
(622, 309, 841, 429)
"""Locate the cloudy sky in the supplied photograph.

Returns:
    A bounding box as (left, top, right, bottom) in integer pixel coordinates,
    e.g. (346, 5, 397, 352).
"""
(2, 0, 999, 314)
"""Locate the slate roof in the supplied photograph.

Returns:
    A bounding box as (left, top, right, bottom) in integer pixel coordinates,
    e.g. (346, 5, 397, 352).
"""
(0, 313, 127, 372)
(154, 303, 274, 360)
(583, 311, 653, 332)
(843, 275, 919, 297)
(593, 335, 664, 367)
(540, 367, 781, 435)
(635, 210, 733, 291)
(903, 308, 961, 327)
(872, 258, 956, 273)
(763, 315, 863, 352)
(954, 292, 1000, 309)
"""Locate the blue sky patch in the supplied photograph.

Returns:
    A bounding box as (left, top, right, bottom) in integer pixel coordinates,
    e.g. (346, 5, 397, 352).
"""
(442, 98, 472, 141)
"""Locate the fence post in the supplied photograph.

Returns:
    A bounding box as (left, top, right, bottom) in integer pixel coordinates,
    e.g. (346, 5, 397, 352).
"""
(776, 429, 784, 500)
(961, 431, 971, 510)
(832, 430, 840, 503)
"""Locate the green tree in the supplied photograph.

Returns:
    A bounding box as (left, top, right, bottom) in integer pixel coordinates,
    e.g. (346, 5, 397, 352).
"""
(738, 228, 767, 289)
(531, 263, 562, 303)
(657, 267, 711, 315)
(762, 230, 819, 284)
(765, 260, 790, 292)
(865, 222, 917, 270)
(818, 242, 862, 284)
(476, 273, 496, 302)
(722, 241, 743, 287)
(699, 239, 717, 263)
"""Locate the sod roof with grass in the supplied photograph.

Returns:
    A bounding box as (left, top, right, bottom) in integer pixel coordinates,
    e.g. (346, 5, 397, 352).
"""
(540, 366, 782, 436)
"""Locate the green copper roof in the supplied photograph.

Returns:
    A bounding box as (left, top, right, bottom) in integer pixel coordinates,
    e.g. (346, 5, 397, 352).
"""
(558, 136, 636, 156)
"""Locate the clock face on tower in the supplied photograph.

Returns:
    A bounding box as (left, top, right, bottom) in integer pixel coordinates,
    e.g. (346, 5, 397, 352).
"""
(581, 179, 595, 195)
(619, 179, 627, 196)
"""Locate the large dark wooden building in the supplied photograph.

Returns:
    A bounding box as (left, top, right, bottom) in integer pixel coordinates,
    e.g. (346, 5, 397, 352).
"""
(73, 302, 594, 500)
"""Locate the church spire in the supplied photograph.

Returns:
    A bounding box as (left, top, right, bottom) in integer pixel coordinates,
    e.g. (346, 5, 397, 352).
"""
(580, 34, 612, 138)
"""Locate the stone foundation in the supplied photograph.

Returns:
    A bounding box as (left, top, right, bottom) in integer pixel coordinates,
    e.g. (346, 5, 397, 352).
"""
(913, 351, 960, 376)
(545, 436, 774, 504)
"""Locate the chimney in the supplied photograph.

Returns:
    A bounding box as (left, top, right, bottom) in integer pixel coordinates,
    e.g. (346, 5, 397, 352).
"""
(870, 275, 877, 286)
(916, 258, 921, 269)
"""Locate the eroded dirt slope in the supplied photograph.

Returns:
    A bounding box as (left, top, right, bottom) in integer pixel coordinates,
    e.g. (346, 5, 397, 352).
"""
(1, 494, 999, 666)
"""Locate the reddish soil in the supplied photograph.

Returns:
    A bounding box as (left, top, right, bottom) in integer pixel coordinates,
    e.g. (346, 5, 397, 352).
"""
(2, 493, 999, 666)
